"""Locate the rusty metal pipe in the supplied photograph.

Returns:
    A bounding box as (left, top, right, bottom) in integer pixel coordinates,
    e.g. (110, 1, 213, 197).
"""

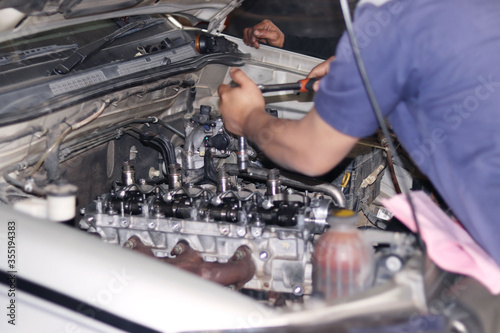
(125, 236, 255, 289)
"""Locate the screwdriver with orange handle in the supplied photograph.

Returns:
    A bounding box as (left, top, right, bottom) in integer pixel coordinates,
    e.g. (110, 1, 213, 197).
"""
(257, 78, 319, 93)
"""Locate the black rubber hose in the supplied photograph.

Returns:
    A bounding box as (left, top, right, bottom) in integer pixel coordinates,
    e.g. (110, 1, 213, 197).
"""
(200, 151, 218, 185)
(186, 86, 196, 115)
(156, 119, 185, 139)
(131, 130, 177, 167)
(151, 133, 176, 166)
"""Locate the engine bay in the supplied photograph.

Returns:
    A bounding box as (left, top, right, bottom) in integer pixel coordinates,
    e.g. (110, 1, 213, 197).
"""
(1, 2, 499, 331)
(0, 14, 419, 309)
(73, 101, 417, 305)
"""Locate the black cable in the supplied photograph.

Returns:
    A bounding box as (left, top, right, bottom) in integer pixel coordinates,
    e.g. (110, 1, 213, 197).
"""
(186, 86, 197, 115)
(338, 0, 427, 254)
(200, 149, 219, 185)
(61, 119, 155, 149)
(150, 133, 176, 166)
(156, 119, 186, 139)
(127, 129, 176, 167)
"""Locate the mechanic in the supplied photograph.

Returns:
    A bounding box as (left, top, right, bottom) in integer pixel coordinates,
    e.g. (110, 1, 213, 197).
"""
(219, 0, 500, 266)
(242, 19, 340, 59)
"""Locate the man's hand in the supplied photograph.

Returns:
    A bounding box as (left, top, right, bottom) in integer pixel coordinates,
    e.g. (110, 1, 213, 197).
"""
(243, 20, 285, 49)
(218, 69, 358, 177)
(307, 56, 336, 91)
(217, 68, 266, 137)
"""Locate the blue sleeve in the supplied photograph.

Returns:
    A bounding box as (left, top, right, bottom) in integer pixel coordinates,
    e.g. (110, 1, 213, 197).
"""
(314, 0, 414, 138)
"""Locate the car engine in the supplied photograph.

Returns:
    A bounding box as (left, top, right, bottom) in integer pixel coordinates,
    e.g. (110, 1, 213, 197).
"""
(0, 6, 493, 333)
(79, 104, 349, 295)
(0, 20, 415, 306)
(75, 99, 416, 303)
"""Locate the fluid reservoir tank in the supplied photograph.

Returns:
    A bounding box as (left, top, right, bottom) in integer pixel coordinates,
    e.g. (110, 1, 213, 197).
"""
(313, 209, 373, 300)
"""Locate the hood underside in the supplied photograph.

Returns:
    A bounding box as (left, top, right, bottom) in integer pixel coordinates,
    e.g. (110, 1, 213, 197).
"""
(0, 0, 243, 42)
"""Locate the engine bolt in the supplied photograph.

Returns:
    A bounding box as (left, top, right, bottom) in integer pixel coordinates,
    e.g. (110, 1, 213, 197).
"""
(236, 227, 246, 237)
(385, 255, 403, 272)
(123, 240, 135, 249)
(148, 221, 156, 229)
(172, 222, 181, 232)
(219, 225, 229, 235)
(293, 285, 304, 296)
(234, 249, 244, 261)
(172, 244, 184, 255)
(251, 227, 262, 237)
(120, 218, 128, 227)
(259, 251, 269, 261)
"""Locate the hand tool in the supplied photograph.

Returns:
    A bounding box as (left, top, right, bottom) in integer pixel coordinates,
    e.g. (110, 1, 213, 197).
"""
(257, 78, 318, 93)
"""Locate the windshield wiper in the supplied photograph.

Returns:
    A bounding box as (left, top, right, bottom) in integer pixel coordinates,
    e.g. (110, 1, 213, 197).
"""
(53, 18, 163, 75)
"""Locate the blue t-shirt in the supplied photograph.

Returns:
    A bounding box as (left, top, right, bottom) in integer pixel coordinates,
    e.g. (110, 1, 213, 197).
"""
(315, 0, 500, 265)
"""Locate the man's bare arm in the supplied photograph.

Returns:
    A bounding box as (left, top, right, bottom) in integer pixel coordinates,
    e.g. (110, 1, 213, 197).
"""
(243, 107, 357, 176)
(218, 68, 358, 176)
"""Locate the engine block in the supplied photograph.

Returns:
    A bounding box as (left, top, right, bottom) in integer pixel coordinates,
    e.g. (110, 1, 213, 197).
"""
(81, 184, 335, 295)
(78, 106, 348, 295)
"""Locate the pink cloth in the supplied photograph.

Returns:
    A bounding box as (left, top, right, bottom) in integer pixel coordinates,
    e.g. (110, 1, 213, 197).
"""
(381, 191, 500, 294)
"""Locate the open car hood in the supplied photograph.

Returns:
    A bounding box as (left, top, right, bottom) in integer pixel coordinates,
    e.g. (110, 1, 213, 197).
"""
(0, 0, 242, 42)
